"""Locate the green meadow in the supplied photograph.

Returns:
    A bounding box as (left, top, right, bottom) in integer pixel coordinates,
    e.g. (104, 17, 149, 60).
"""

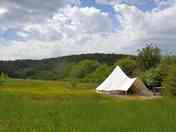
(0, 79, 176, 132)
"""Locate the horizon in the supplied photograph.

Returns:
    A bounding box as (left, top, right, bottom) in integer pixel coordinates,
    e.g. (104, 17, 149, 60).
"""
(0, 52, 134, 61)
(0, 0, 176, 60)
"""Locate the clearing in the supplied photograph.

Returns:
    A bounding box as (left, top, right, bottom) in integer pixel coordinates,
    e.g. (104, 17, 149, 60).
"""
(0, 79, 175, 132)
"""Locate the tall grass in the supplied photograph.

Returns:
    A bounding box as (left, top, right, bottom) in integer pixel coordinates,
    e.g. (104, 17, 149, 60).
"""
(0, 79, 176, 132)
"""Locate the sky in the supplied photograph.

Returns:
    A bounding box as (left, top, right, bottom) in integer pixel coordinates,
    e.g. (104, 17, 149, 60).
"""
(0, 0, 176, 60)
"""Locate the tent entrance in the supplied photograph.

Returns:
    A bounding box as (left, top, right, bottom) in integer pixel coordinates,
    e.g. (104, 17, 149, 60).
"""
(102, 90, 128, 96)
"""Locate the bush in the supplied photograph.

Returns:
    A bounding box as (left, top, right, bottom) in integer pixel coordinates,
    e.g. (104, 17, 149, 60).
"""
(140, 68, 161, 88)
(158, 55, 176, 81)
(162, 64, 176, 96)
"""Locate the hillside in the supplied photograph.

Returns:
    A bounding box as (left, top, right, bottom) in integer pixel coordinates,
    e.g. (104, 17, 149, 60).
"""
(0, 53, 134, 80)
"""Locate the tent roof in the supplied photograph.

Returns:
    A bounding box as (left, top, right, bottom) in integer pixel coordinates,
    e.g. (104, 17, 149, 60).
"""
(96, 66, 136, 92)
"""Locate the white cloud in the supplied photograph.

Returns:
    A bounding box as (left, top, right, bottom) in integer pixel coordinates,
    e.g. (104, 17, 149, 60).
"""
(0, 40, 58, 60)
(17, 31, 28, 38)
(96, 0, 119, 5)
(0, 0, 80, 30)
(0, 6, 114, 60)
(0, 7, 8, 16)
(1, 1, 176, 60)
(24, 6, 113, 37)
(153, 0, 176, 10)
(114, 3, 176, 52)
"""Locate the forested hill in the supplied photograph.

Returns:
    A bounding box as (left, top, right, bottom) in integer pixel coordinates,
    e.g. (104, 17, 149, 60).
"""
(0, 53, 134, 80)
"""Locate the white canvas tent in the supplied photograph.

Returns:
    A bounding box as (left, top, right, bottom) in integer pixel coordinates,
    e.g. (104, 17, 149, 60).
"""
(96, 66, 152, 96)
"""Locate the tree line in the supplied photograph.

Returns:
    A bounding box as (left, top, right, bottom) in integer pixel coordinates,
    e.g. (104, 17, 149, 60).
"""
(0, 45, 176, 96)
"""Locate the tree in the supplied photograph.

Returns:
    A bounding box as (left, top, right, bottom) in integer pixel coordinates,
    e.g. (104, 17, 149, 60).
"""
(137, 44, 161, 71)
(162, 64, 176, 96)
(69, 60, 100, 80)
(158, 55, 176, 81)
(115, 57, 137, 76)
(84, 64, 112, 83)
(140, 68, 161, 88)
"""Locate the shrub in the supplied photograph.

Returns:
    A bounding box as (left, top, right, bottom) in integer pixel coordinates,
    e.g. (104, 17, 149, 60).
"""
(162, 64, 176, 96)
(158, 55, 176, 82)
(140, 68, 161, 88)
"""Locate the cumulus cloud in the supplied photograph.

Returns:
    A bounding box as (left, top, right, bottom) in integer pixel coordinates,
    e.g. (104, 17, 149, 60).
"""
(0, 0, 176, 60)
(0, 0, 80, 29)
(23, 6, 113, 40)
(0, 6, 114, 60)
(0, 7, 8, 16)
(114, 2, 176, 52)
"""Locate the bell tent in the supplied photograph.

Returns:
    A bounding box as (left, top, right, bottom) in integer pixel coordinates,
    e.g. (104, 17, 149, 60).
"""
(96, 66, 152, 96)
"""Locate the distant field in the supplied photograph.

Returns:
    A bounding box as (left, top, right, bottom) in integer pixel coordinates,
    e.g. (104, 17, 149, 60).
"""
(0, 79, 176, 132)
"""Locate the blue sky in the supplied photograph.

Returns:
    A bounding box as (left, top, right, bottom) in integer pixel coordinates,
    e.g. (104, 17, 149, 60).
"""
(81, 0, 115, 14)
(0, 0, 176, 60)
(81, 0, 157, 12)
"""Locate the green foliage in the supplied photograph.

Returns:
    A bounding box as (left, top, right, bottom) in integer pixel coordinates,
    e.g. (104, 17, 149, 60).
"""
(158, 55, 176, 81)
(115, 57, 137, 76)
(162, 64, 176, 96)
(140, 68, 161, 88)
(0, 73, 4, 85)
(29, 71, 57, 80)
(69, 60, 100, 79)
(69, 79, 78, 88)
(0, 54, 132, 80)
(84, 64, 113, 83)
(137, 44, 161, 70)
(0, 72, 9, 85)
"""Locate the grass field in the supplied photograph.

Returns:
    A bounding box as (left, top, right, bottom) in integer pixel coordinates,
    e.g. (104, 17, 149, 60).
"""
(0, 79, 176, 132)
